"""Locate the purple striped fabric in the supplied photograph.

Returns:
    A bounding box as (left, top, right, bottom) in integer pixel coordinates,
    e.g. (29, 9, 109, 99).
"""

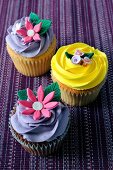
(0, 0, 113, 169)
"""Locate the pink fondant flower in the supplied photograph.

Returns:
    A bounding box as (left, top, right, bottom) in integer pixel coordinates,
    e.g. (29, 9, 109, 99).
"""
(18, 86, 59, 120)
(75, 49, 84, 56)
(83, 57, 92, 66)
(16, 17, 42, 43)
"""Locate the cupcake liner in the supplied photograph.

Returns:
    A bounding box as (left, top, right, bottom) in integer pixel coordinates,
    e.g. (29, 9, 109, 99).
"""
(60, 85, 102, 106)
(51, 73, 106, 106)
(7, 36, 56, 77)
(9, 108, 70, 156)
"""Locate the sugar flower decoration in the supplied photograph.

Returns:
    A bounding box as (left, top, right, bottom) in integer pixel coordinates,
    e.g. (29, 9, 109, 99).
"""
(16, 17, 42, 43)
(14, 12, 52, 44)
(75, 49, 84, 56)
(18, 86, 59, 120)
(65, 49, 94, 66)
(15, 23, 21, 32)
(71, 50, 84, 64)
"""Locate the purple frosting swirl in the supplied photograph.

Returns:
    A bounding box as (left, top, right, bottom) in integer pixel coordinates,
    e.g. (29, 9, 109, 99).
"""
(10, 103, 70, 142)
(6, 17, 54, 58)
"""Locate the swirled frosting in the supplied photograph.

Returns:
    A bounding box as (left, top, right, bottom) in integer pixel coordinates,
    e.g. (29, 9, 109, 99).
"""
(51, 42, 108, 90)
(10, 103, 70, 142)
(6, 17, 54, 58)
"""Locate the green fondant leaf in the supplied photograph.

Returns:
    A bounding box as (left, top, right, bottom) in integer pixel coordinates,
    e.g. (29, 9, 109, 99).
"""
(65, 52, 73, 59)
(44, 82, 61, 101)
(17, 89, 27, 100)
(29, 12, 40, 25)
(84, 52, 94, 59)
(29, 12, 51, 35)
(38, 19, 52, 35)
(17, 89, 36, 100)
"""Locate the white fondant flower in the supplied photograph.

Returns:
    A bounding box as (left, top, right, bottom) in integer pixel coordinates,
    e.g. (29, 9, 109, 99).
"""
(16, 23, 21, 30)
(13, 23, 21, 34)
(71, 55, 82, 64)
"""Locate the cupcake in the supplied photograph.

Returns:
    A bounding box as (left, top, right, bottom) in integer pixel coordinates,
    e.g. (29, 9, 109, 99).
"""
(10, 82, 70, 156)
(51, 42, 108, 106)
(6, 12, 56, 76)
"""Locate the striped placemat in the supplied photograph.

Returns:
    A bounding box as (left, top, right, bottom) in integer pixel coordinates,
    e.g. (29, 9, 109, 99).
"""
(0, 0, 113, 169)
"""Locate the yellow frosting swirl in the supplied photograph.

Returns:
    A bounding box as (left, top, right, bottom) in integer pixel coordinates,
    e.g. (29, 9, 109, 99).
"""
(51, 42, 108, 90)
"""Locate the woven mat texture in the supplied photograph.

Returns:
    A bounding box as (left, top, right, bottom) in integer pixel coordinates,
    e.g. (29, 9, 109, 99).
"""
(0, 0, 113, 169)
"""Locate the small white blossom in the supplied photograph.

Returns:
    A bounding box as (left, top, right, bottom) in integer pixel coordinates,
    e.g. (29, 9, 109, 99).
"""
(71, 55, 82, 64)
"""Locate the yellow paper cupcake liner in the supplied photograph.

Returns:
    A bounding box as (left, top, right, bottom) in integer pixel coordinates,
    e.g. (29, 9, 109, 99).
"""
(51, 72, 106, 106)
(7, 36, 56, 77)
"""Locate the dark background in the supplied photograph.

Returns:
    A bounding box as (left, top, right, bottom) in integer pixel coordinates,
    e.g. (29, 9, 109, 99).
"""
(0, 0, 113, 169)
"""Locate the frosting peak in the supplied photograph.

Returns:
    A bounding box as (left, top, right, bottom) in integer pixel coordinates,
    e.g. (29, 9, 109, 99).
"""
(51, 42, 108, 90)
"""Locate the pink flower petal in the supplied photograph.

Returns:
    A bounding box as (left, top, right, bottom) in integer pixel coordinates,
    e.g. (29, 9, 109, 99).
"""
(33, 22, 42, 33)
(25, 17, 33, 30)
(83, 57, 92, 66)
(33, 33, 41, 41)
(22, 108, 35, 115)
(23, 36, 33, 43)
(27, 88, 37, 102)
(44, 102, 59, 109)
(43, 91, 55, 105)
(33, 110, 41, 120)
(16, 28, 27, 37)
(18, 100, 32, 108)
(41, 109, 51, 118)
(75, 50, 84, 56)
(37, 85, 44, 102)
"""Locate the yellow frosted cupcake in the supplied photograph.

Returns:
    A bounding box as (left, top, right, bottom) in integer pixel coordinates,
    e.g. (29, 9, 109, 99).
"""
(51, 42, 108, 106)
(6, 12, 56, 77)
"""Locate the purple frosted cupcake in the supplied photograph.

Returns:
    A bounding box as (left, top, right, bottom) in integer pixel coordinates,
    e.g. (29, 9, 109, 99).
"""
(6, 12, 56, 76)
(10, 82, 70, 156)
